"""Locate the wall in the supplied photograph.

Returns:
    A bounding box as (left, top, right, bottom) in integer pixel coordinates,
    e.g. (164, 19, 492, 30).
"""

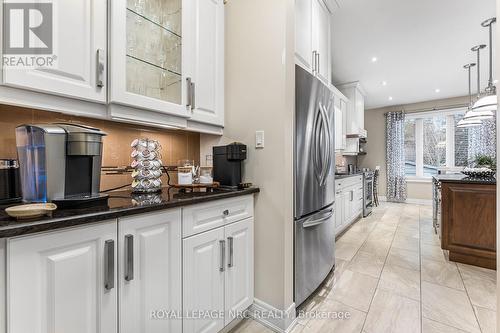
(0, 105, 200, 190)
(200, 0, 296, 317)
(359, 95, 470, 201)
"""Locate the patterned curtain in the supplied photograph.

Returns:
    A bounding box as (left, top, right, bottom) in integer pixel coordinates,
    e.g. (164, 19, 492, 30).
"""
(467, 118, 496, 164)
(385, 111, 407, 202)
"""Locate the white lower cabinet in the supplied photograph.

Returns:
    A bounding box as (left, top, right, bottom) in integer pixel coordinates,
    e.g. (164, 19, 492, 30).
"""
(335, 177, 364, 235)
(224, 218, 254, 324)
(7, 220, 118, 333)
(4, 196, 254, 333)
(118, 209, 182, 333)
(183, 226, 225, 333)
(183, 217, 254, 333)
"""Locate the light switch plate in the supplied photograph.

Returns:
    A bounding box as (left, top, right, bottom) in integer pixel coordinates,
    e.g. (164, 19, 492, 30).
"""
(255, 130, 264, 148)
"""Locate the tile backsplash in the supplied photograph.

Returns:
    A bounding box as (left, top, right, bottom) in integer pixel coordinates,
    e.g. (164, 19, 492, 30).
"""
(0, 105, 200, 190)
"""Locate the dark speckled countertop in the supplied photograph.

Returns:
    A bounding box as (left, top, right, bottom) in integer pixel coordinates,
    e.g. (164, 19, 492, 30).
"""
(0, 187, 259, 238)
(433, 174, 496, 185)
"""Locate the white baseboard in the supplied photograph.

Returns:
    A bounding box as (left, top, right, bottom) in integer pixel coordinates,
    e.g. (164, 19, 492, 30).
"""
(378, 196, 431, 206)
(406, 198, 432, 206)
(249, 299, 297, 333)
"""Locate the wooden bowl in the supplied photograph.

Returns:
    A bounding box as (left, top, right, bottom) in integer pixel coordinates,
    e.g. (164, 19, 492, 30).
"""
(5, 203, 57, 219)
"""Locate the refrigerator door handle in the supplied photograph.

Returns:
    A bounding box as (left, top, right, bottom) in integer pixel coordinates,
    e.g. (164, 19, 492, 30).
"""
(318, 103, 332, 186)
(303, 208, 334, 228)
(312, 107, 323, 185)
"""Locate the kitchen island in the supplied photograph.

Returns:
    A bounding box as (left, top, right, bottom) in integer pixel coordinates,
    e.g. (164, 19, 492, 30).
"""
(434, 175, 496, 269)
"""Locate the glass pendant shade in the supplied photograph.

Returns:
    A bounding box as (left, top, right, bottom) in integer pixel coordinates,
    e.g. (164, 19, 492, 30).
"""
(457, 118, 482, 127)
(463, 109, 494, 120)
(472, 94, 497, 112)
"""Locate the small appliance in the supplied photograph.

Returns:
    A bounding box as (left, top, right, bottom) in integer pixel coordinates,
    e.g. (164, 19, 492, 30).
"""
(0, 159, 22, 204)
(348, 164, 356, 174)
(213, 143, 247, 188)
(15, 123, 107, 206)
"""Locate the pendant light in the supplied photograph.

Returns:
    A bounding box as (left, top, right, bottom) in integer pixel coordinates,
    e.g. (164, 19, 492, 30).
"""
(458, 63, 482, 128)
(465, 44, 494, 120)
(472, 17, 497, 112)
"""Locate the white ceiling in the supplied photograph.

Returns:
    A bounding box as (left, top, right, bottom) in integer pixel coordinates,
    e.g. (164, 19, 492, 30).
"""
(331, 0, 496, 109)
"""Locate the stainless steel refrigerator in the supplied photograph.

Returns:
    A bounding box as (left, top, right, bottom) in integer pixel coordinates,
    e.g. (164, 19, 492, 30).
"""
(294, 65, 335, 307)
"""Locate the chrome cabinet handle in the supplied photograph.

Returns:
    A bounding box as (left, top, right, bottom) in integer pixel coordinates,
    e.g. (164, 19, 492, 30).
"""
(186, 77, 192, 108)
(316, 52, 320, 74)
(104, 240, 115, 291)
(312, 51, 317, 74)
(219, 240, 226, 272)
(350, 190, 353, 201)
(228, 237, 234, 268)
(124, 234, 134, 282)
(191, 81, 196, 110)
(96, 49, 105, 88)
(223, 209, 229, 216)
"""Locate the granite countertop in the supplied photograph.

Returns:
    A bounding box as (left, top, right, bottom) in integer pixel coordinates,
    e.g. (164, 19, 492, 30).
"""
(433, 174, 496, 185)
(335, 173, 364, 179)
(0, 187, 260, 238)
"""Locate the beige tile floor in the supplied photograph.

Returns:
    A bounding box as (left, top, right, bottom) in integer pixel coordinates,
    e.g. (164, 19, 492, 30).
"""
(230, 202, 497, 333)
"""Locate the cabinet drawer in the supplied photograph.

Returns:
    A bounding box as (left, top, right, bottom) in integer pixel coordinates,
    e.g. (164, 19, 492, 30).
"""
(336, 175, 363, 189)
(182, 195, 254, 238)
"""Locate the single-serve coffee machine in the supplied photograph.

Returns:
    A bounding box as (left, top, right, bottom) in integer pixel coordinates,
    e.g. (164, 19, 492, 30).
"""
(213, 143, 247, 188)
(15, 123, 107, 206)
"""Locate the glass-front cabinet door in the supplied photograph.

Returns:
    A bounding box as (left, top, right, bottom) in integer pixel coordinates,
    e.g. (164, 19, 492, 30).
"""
(110, 0, 189, 118)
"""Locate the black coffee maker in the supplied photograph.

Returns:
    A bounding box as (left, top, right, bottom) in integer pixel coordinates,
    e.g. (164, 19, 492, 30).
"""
(0, 159, 22, 204)
(213, 143, 247, 188)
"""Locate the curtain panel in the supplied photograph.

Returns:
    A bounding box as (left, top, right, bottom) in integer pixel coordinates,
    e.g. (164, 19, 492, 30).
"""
(385, 111, 407, 202)
(468, 118, 497, 163)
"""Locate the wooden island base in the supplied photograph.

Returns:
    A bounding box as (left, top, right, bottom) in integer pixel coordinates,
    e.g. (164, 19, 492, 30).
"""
(440, 180, 496, 270)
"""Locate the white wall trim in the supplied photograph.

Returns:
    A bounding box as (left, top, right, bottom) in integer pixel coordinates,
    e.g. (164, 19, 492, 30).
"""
(249, 299, 297, 333)
(406, 177, 432, 183)
(378, 196, 431, 206)
(406, 198, 432, 206)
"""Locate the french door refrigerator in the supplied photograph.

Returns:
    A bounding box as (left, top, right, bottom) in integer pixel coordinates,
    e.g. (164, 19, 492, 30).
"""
(294, 65, 335, 307)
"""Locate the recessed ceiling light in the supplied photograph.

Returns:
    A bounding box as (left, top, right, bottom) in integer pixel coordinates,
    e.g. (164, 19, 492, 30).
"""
(388, 96, 393, 101)
(435, 88, 440, 93)
(382, 81, 387, 86)
(371, 57, 378, 63)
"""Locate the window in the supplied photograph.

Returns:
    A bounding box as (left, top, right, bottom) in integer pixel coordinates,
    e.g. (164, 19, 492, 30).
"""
(404, 109, 470, 178)
(404, 119, 416, 176)
(422, 116, 446, 176)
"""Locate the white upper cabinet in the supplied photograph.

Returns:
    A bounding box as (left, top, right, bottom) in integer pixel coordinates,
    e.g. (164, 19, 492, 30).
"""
(118, 209, 182, 333)
(184, 0, 225, 127)
(3, 0, 107, 103)
(312, 0, 331, 85)
(295, 0, 313, 71)
(338, 82, 366, 136)
(332, 85, 347, 152)
(110, 0, 225, 128)
(110, 0, 189, 118)
(295, 0, 331, 85)
(7, 221, 118, 333)
(1, 0, 225, 132)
